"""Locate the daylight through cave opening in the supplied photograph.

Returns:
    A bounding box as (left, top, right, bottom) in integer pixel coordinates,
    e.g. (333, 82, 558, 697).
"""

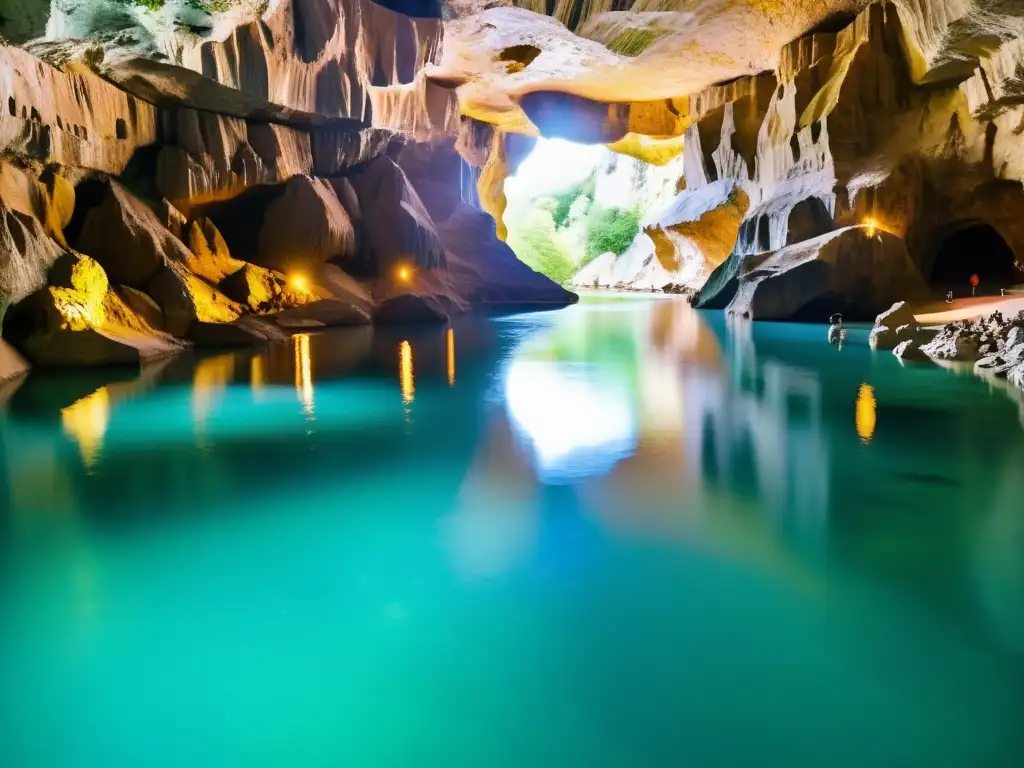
(504, 137, 670, 286)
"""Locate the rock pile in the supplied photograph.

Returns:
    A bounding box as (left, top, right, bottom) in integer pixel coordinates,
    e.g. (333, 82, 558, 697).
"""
(871, 302, 1024, 392)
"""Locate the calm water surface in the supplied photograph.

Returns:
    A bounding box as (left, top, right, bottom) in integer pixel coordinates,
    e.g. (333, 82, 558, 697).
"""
(2, 294, 1023, 766)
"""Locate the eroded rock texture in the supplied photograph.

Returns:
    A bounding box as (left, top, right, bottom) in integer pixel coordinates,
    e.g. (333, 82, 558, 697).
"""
(11, 0, 1024, 367)
(0, 0, 574, 369)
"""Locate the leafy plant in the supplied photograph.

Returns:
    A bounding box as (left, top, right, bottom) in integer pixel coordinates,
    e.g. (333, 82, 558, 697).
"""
(585, 206, 640, 263)
(507, 207, 577, 285)
(550, 173, 596, 229)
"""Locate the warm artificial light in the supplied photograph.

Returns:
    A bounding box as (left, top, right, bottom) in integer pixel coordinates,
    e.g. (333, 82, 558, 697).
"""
(397, 266, 411, 283)
(862, 218, 879, 237)
(290, 274, 309, 293)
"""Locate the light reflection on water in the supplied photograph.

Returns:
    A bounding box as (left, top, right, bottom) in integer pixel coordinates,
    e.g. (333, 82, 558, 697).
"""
(1, 294, 1023, 766)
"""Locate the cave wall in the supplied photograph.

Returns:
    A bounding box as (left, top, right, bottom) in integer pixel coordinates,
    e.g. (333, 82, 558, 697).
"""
(572, 1, 1024, 317)
(0, 0, 575, 376)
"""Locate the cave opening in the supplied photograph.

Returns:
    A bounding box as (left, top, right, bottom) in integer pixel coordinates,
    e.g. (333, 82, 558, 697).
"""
(930, 223, 1019, 295)
(504, 137, 655, 285)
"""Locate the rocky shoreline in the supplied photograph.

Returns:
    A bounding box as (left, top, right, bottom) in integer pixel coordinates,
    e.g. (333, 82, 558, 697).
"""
(870, 301, 1024, 392)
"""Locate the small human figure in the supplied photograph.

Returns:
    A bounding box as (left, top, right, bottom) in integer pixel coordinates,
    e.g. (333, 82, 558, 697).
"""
(945, 290, 954, 304)
(828, 312, 846, 349)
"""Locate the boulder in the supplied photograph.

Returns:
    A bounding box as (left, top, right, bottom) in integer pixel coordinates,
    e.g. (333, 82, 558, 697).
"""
(147, 264, 242, 337)
(187, 218, 245, 285)
(0, 339, 29, 381)
(116, 285, 165, 331)
(187, 316, 289, 348)
(875, 301, 917, 331)
(893, 339, 930, 363)
(2, 252, 184, 367)
(219, 263, 288, 313)
(0, 204, 65, 322)
(273, 299, 371, 329)
(438, 205, 577, 306)
(727, 227, 932, 322)
(255, 175, 355, 273)
(374, 294, 450, 325)
(74, 180, 192, 286)
(351, 155, 445, 271)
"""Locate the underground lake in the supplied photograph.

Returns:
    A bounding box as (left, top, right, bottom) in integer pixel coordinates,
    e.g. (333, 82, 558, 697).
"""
(1, 294, 1023, 766)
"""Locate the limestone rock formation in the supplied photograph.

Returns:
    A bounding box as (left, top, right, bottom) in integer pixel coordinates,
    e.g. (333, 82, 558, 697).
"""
(726, 227, 932, 322)
(351, 155, 446, 270)
(0, 0, 577, 370)
(2, 252, 184, 367)
(1, 199, 66, 320)
(374, 293, 451, 324)
(869, 301, 920, 350)
(75, 180, 193, 286)
(256, 175, 356, 272)
(439, 204, 578, 305)
(0, 339, 29, 382)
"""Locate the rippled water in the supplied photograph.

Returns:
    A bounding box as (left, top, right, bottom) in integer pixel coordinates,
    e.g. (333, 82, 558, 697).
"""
(2, 294, 1023, 767)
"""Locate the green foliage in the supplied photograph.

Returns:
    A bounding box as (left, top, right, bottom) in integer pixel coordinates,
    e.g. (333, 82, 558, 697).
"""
(131, 0, 233, 12)
(550, 173, 596, 229)
(507, 208, 576, 285)
(585, 206, 640, 263)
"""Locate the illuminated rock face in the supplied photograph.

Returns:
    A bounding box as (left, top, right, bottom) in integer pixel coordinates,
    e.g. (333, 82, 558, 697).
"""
(15, 0, 1024, 362)
(0, 0, 574, 369)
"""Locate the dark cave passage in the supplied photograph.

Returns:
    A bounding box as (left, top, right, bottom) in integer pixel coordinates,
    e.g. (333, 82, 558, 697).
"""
(930, 223, 1019, 295)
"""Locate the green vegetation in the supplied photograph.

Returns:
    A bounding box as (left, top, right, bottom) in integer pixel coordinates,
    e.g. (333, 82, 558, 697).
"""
(507, 205, 577, 286)
(131, 0, 233, 12)
(585, 206, 640, 263)
(507, 178, 640, 285)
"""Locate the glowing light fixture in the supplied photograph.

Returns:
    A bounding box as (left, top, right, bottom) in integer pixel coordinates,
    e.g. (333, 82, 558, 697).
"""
(397, 265, 412, 283)
(399, 340, 415, 404)
(862, 218, 879, 237)
(855, 383, 877, 444)
(290, 274, 309, 293)
(447, 328, 456, 387)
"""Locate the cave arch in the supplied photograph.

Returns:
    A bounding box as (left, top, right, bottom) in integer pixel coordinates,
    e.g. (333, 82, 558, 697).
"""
(929, 221, 1018, 295)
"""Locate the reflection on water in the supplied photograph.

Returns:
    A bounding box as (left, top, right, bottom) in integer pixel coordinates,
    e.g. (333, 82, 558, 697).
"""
(192, 353, 235, 449)
(1, 296, 1023, 766)
(61, 386, 110, 471)
(399, 339, 415, 404)
(294, 333, 315, 418)
(856, 382, 877, 443)
(447, 327, 456, 387)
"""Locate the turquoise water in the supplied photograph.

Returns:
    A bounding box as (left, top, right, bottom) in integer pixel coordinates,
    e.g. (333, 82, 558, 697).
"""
(1, 294, 1023, 767)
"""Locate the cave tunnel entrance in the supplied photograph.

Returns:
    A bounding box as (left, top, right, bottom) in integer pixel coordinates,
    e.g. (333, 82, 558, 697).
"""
(930, 222, 1019, 296)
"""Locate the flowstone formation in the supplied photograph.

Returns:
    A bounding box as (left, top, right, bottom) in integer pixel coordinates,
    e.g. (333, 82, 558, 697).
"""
(7, 0, 1024, 374)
